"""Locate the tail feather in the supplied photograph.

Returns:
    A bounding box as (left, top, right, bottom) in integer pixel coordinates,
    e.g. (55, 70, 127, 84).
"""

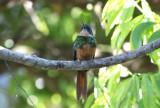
(77, 70, 87, 100)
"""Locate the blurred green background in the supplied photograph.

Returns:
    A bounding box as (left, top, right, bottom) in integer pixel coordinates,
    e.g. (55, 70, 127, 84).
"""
(0, 0, 160, 108)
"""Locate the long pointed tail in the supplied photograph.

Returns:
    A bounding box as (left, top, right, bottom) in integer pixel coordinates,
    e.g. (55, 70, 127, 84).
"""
(77, 70, 87, 100)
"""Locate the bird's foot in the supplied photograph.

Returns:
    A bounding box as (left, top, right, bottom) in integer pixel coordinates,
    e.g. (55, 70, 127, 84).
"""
(31, 53, 38, 57)
(90, 59, 94, 62)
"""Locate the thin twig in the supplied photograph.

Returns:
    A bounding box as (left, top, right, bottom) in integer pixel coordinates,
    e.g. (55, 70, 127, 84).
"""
(4, 59, 37, 108)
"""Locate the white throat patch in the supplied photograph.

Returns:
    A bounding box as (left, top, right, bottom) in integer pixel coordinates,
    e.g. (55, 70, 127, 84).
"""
(78, 29, 93, 37)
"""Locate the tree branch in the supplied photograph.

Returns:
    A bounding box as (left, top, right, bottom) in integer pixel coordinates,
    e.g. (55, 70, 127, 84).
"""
(0, 39, 160, 70)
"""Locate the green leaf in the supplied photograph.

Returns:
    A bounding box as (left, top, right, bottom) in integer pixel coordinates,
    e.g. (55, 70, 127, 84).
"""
(130, 22, 156, 49)
(120, 1, 134, 22)
(148, 30, 160, 43)
(107, 65, 121, 94)
(101, 0, 115, 22)
(111, 25, 120, 49)
(150, 75, 160, 98)
(148, 30, 160, 64)
(91, 104, 104, 108)
(84, 93, 94, 108)
(91, 96, 107, 108)
(113, 15, 143, 53)
(91, 105, 104, 108)
(98, 67, 109, 88)
(141, 75, 155, 108)
(130, 15, 144, 30)
(132, 75, 140, 102)
(118, 75, 138, 107)
(120, 97, 132, 108)
(105, 8, 123, 36)
(116, 32, 130, 54)
(118, 21, 132, 48)
(148, 48, 160, 65)
(98, 66, 117, 88)
(94, 77, 102, 98)
(120, 0, 134, 36)
(116, 1, 134, 54)
(104, 2, 124, 36)
(142, 24, 154, 44)
(91, 99, 105, 108)
(110, 78, 132, 108)
(138, 99, 145, 108)
(87, 73, 94, 91)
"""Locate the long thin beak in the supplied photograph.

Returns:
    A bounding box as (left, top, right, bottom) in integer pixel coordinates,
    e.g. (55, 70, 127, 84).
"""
(81, 18, 85, 26)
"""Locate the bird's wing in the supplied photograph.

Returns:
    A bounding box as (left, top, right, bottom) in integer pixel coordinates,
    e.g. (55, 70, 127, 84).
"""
(73, 41, 77, 60)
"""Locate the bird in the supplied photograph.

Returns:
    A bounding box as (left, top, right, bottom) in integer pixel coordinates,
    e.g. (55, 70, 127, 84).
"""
(73, 19, 97, 100)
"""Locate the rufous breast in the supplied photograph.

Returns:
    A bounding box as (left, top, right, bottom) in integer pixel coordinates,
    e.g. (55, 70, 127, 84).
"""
(76, 44, 96, 60)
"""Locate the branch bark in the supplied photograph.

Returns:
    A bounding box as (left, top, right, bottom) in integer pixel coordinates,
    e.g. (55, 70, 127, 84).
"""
(0, 39, 160, 70)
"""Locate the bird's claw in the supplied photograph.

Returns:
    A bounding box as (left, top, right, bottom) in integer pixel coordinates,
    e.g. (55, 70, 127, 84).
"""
(31, 53, 37, 57)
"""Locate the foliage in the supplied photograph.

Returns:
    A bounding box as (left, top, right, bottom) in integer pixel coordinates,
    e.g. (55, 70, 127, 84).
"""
(86, 65, 160, 107)
(0, 0, 160, 108)
(84, 0, 160, 107)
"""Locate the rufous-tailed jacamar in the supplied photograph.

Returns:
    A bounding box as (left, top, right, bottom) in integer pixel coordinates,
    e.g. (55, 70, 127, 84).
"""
(73, 20, 97, 100)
